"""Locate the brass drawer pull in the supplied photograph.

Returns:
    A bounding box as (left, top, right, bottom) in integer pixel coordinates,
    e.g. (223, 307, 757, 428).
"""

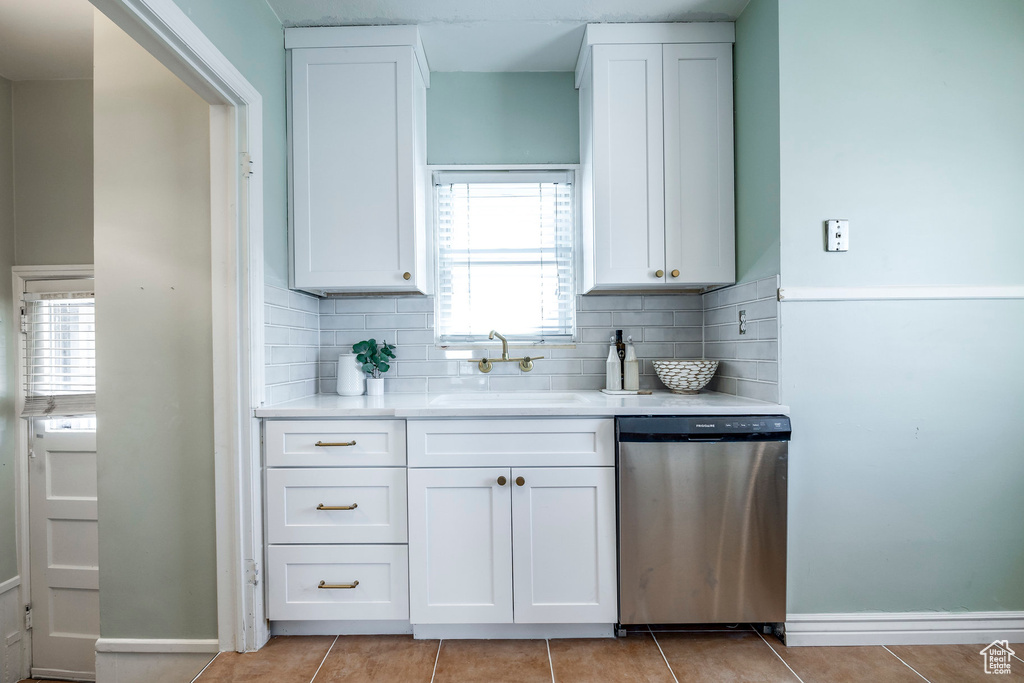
(317, 502, 358, 511)
(655, 269, 664, 278)
(318, 580, 359, 590)
(315, 440, 356, 447)
(671, 269, 680, 278)
(497, 476, 507, 486)
(403, 271, 412, 280)
(516, 476, 525, 487)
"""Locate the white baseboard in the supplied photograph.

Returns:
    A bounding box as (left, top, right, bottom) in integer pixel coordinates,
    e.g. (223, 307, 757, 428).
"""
(31, 666, 94, 682)
(95, 651, 214, 683)
(95, 638, 220, 654)
(412, 623, 615, 640)
(272, 620, 414, 636)
(785, 611, 1024, 646)
(94, 639, 219, 683)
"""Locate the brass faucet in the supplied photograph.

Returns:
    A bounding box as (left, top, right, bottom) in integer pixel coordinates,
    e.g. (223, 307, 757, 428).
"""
(468, 329, 544, 373)
(489, 330, 511, 361)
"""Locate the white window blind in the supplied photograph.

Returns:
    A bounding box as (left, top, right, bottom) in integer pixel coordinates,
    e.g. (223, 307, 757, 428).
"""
(435, 171, 575, 342)
(22, 289, 96, 417)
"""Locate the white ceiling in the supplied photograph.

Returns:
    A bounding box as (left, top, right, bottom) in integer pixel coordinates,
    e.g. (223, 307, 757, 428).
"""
(267, 0, 751, 71)
(0, 0, 94, 81)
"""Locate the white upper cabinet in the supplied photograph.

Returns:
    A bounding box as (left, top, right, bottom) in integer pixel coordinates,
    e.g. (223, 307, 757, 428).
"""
(577, 24, 736, 292)
(287, 27, 429, 294)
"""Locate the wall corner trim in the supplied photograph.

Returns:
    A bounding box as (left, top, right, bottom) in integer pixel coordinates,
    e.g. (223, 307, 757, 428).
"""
(784, 611, 1024, 647)
(94, 638, 220, 654)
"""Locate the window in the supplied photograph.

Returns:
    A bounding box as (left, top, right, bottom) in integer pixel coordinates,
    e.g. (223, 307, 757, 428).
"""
(434, 170, 575, 342)
(22, 284, 96, 421)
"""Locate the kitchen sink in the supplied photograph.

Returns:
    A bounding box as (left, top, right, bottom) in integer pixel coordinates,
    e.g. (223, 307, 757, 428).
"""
(429, 392, 591, 406)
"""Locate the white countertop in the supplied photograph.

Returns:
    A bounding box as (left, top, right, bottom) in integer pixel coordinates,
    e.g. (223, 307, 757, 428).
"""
(255, 390, 788, 418)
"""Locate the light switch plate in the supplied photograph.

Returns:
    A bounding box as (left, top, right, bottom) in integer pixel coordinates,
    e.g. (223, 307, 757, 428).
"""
(826, 219, 849, 252)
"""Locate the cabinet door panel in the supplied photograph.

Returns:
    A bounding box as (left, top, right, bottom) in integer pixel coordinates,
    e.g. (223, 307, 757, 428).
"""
(408, 468, 513, 624)
(591, 44, 665, 287)
(291, 46, 420, 291)
(511, 467, 617, 623)
(663, 43, 735, 285)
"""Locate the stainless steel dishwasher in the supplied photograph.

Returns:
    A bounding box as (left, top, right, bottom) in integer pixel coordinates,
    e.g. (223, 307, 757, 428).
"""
(617, 415, 790, 626)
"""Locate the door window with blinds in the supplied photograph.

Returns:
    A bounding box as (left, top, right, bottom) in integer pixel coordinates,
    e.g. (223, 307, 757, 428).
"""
(21, 278, 96, 428)
(434, 170, 576, 342)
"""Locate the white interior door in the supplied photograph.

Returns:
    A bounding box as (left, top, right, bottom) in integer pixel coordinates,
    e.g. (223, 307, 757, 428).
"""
(28, 421, 99, 681)
(511, 467, 617, 624)
(408, 467, 513, 624)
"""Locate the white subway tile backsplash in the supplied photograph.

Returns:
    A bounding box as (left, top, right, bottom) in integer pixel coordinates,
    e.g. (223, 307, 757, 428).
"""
(265, 284, 320, 402)
(701, 275, 780, 403)
(266, 281, 782, 401)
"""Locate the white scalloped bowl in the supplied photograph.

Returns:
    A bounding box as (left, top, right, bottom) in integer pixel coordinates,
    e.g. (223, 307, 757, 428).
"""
(653, 359, 719, 394)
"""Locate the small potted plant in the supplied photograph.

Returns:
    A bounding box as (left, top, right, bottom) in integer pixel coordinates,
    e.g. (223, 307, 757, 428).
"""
(352, 338, 396, 396)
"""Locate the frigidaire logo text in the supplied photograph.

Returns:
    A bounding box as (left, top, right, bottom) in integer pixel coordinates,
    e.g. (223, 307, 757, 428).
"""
(695, 423, 715, 428)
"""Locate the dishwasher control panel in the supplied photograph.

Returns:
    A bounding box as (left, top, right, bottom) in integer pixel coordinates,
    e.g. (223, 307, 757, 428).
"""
(617, 415, 791, 441)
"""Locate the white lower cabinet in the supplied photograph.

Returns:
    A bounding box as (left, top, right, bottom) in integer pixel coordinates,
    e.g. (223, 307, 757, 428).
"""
(409, 462, 617, 625)
(408, 468, 513, 624)
(268, 544, 409, 621)
(511, 467, 617, 623)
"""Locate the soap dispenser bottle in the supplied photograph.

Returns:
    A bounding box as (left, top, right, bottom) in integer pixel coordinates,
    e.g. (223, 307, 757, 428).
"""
(623, 336, 639, 391)
(605, 338, 622, 391)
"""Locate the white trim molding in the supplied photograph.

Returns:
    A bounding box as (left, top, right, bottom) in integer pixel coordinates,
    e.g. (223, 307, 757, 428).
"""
(785, 611, 1024, 647)
(778, 285, 1024, 302)
(94, 638, 220, 654)
(90, 0, 268, 653)
(0, 578, 18, 596)
(94, 639, 218, 683)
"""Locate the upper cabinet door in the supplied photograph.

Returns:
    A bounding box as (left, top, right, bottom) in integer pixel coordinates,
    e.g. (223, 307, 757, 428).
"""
(589, 44, 665, 288)
(663, 43, 735, 285)
(291, 46, 427, 293)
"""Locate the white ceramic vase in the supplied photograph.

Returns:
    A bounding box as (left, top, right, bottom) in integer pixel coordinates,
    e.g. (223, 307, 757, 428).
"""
(336, 354, 366, 396)
(366, 377, 385, 396)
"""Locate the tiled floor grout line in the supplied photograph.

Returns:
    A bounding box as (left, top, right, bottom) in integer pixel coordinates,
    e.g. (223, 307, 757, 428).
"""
(648, 626, 680, 683)
(546, 638, 555, 683)
(190, 652, 220, 682)
(429, 638, 442, 683)
(308, 635, 339, 683)
(882, 645, 931, 682)
(755, 630, 805, 683)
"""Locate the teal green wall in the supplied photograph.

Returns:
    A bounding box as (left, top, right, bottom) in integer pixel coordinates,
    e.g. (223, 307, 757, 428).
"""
(778, 0, 1024, 288)
(773, 0, 1024, 613)
(171, 0, 289, 286)
(733, 0, 781, 282)
(0, 77, 16, 583)
(427, 72, 580, 164)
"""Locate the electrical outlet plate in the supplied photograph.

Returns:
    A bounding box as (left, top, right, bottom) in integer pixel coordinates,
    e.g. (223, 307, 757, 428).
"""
(826, 219, 849, 252)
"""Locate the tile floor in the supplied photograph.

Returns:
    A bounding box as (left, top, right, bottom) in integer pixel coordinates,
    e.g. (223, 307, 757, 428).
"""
(179, 629, 1024, 683)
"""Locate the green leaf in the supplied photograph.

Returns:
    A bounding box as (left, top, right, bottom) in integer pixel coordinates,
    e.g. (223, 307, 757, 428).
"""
(361, 362, 374, 374)
(366, 339, 377, 349)
(352, 341, 368, 353)
(377, 361, 390, 373)
(356, 353, 367, 364)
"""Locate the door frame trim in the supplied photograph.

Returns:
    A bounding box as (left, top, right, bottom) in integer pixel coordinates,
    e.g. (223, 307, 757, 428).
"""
(88, 0, 269, 653)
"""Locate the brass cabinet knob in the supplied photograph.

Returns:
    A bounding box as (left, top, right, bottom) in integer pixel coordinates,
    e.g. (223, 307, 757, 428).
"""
(497, 476, 507, 486)
(515, 476, 525, 487)
(402, 271, 411, 280)
(671, 269, 680, 278)
(655, 269, 665, 278)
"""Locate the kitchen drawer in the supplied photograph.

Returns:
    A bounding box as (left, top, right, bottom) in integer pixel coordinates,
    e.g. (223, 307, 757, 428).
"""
(407, 419, 614, 467)
(267, 468, 408, 544)
(265, 420, 405, 467)
(268, 544, 409, 621)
